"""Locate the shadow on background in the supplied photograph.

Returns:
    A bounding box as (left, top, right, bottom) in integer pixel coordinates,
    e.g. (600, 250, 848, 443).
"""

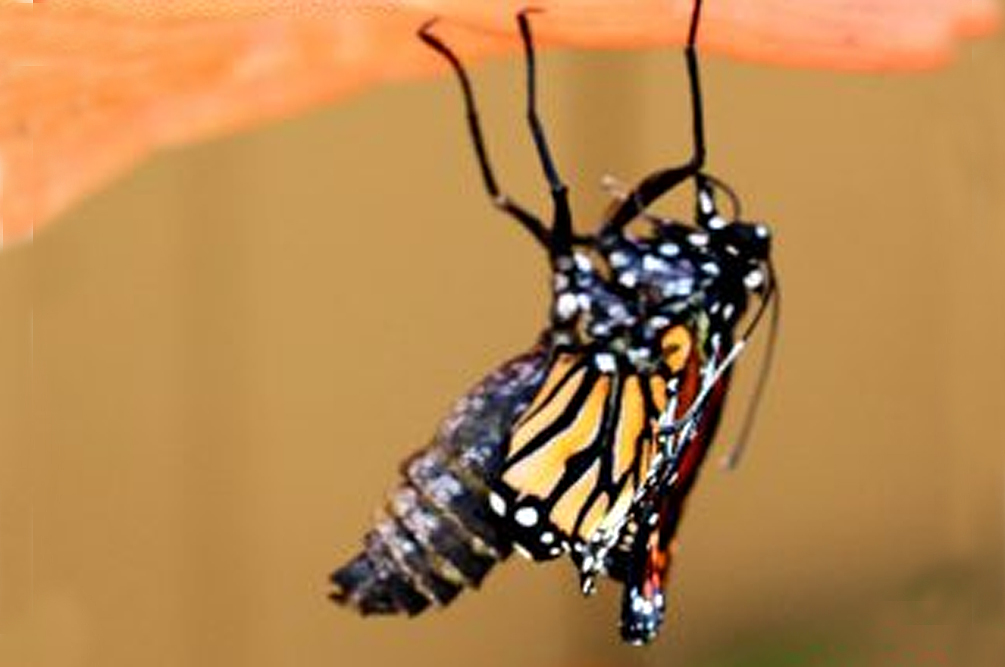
(2, 25, 1004, 667)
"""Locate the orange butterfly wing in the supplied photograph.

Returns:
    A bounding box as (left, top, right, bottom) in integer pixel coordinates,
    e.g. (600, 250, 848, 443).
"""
(489, 323, 700, 559)
(615, 342, 733, 643)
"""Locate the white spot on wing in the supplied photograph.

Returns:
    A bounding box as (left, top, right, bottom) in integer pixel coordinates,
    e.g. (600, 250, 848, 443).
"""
(515, 506, 539, 527)
(595, 353, 617, 374)
(488, 492, 507, 516)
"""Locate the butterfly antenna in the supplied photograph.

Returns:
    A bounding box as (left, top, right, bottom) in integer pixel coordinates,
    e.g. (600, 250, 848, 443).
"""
(720, 262, 780, 470)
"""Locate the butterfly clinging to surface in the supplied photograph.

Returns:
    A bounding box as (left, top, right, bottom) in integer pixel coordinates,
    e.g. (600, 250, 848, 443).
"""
(329, 0, 778, 644)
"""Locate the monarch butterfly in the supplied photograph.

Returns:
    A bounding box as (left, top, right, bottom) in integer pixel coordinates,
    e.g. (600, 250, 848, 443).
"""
(329, 0, 778, 644)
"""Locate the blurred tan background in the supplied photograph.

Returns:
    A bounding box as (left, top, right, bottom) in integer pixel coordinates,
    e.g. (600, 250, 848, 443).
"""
(3, 27, 1005, 667)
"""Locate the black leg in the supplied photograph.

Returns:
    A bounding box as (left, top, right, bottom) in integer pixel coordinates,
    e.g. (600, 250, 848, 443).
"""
(418, 19, 550, 248)
(602, 0, 706, 234)
(517, 10, 573, 261)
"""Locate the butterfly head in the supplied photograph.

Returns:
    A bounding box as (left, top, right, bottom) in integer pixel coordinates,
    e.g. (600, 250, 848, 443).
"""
(693, 175, 773, 293)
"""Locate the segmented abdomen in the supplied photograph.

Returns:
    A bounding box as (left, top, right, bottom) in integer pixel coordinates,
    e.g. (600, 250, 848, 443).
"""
(329, 346, 550, 615)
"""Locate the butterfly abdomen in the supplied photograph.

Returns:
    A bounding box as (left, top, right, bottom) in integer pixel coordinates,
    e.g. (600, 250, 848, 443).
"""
(330, 348, 551, 615)
(329, 483, 492, 615)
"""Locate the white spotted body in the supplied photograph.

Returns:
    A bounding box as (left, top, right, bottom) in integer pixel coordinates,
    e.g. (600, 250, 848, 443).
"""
(331, 1, 778, 646)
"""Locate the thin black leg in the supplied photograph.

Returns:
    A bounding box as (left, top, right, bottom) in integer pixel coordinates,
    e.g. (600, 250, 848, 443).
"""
(685, 0, 707, 167)
(517, 10, 573, 260)
(418, 19, 550, 248)
(601, 0, 706, 234)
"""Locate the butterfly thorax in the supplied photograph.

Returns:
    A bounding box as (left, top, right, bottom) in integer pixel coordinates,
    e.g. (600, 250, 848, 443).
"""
(484, 183, 775, 560)
(547, 216, 769, 374)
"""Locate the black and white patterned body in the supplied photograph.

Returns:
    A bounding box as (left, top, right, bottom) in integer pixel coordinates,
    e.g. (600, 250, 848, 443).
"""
(330, 176, 773, 640)
(329, 349, 548, 614)
(330, 3, 776, 645)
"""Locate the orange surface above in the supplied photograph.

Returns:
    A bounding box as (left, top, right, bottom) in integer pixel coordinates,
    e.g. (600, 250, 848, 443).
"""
(1, 0, 1000, 245)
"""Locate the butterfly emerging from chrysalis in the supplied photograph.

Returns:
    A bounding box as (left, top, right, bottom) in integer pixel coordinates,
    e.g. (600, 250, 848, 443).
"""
(329, 0, 778, 645)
